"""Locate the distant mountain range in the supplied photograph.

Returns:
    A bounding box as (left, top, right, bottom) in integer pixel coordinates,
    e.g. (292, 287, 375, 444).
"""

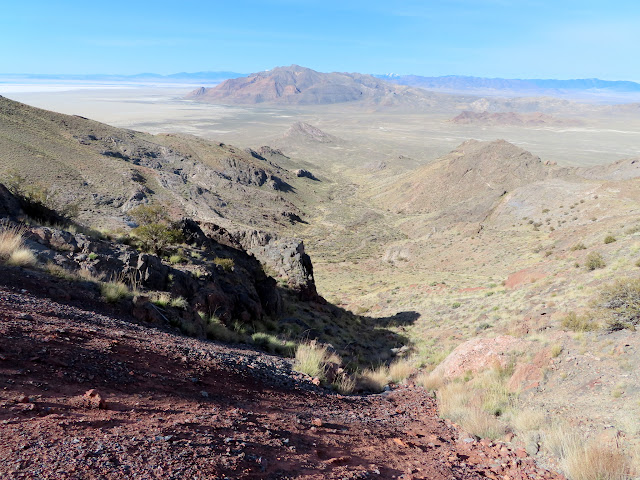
(0, 72, 244, 83)
(375, 74, 640, 94)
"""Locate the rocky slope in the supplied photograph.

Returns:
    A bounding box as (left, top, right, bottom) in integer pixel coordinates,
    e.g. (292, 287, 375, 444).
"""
(0, 270, 565, 480)
(0, 95, 302, 231)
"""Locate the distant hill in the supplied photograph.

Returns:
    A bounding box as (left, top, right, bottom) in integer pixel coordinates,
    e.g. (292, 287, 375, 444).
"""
(376, 74, 640, 95)
(450, 111, 581, 127)
(185, 65, 455, 107)
(370, 139, 563, 223)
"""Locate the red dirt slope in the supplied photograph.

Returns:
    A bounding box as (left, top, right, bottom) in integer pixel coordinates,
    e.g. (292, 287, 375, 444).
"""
(0, 266, 564, 479)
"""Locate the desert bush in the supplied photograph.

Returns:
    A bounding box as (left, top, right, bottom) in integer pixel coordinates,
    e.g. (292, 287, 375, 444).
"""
(100, 281, 130, 303)
(359, 365, 389, 393)
(561, 312, 599, 332)
(597, 278, 640, 330)
(570, 242, 587, 251)
(388, 358, 414, 384)
(128, 204, 182, 254)
(213, 257, 235, 272)
(604, 235, 616, 244)
(585, 252, 605, 271)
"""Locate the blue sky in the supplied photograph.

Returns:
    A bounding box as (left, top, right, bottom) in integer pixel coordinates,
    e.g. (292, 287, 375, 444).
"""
(2, 0, 639, 80)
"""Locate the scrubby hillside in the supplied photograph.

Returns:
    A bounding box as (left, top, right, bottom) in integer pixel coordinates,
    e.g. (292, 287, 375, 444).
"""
(0, 95, 303, 231)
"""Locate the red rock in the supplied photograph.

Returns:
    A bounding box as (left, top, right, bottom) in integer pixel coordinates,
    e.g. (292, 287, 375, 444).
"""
(311, 418, 323, 427)
(82, 389, 107, 409)
(515, 448, 528, 458)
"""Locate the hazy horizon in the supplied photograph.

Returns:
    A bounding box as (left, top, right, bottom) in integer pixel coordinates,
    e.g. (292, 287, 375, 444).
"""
(3, 1, 640, 81)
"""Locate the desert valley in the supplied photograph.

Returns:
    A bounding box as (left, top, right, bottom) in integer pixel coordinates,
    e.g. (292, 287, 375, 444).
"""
(1, 64, 640, 479)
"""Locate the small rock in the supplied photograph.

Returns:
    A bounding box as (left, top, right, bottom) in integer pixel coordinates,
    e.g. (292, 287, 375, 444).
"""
(82, 389, 107, 409)
(16, 394, 29, 403)
(17, 313, 34, 321)
(311, 418, 323, 427)
(200, 391, 209, 398)
(311, 377, 321, 386)
(515, 448, 528, 458)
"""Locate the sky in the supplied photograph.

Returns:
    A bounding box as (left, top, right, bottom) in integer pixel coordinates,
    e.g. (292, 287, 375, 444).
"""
(2, 0, 640, 81)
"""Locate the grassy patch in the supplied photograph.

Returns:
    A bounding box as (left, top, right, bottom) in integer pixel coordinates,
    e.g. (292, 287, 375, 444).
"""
(561, 312, 599, 332)
(100, 281, 130, 303)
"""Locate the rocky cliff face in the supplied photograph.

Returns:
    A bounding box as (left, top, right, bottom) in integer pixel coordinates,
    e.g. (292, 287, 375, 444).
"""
(195, 221, 319, 301)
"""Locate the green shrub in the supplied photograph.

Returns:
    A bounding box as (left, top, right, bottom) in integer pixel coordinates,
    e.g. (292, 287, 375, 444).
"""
(570, 242, 587, 251)
(452, 302, 461, 309)
(604, 235, 616, 244)
(100, 281, 130, 303)
(213, 257, 235, 272)
(169, 296, 188, 309)
(128, 204, 182, 254)
(585, 252, 605, 271)
(205, 315, 244, 343)
(251, 332, 296, 356)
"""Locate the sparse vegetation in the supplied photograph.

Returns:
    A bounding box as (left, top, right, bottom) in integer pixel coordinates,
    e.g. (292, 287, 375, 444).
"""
(0, 225, 36, 267)
(213, 257, 235, 272)
(597, 278, 640, 330)
(604, 235, 616, 244)
(585, 252, 605, 271)
(128, 204, 183, 254)
(388, 358, 414, 384)
(561, 312, 598, 332)
(100, 281, 130, 303)
(293, 340, 335, 380)
(359, 365, 389, 393)
(570, 242, 587, 251)
(251, 332, 296, 356)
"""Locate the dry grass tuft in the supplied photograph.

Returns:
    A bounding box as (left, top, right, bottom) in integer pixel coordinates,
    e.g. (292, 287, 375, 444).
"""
(415, 371, 444, 391)
(564, 444, 631, 480)
(7, 248, 36, 267)
(543, 425, 632, 480)
(511, 408, 546, 433)
(332, 372, 356, 395)
(293, 341, 338, 380)
(388, 358, 414, 384)
(0, 225, 36, 266)
(359, 366, 389, 392)
(100, 281, 130, 303)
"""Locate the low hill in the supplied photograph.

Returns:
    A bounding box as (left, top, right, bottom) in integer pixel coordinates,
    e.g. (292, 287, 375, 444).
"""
(451, 111, 580, 127)
(370, 139, 562, 222)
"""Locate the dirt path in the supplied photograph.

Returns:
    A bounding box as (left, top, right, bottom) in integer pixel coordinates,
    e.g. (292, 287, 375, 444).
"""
(0, 267, 564, 479)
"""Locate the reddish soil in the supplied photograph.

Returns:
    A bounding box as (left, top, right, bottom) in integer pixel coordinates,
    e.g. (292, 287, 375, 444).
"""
(0, 266, 565, 479)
